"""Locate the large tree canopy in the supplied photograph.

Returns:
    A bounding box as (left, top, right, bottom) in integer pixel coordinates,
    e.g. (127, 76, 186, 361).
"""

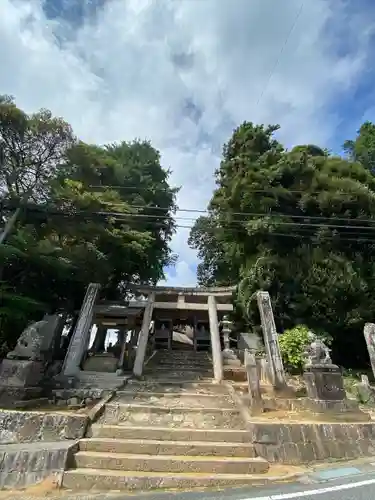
(0, 97, 178, 354)
(189, 121, 375, 367)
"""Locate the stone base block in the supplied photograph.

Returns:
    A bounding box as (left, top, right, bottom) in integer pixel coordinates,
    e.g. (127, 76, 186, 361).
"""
(0, 386, 42, 407)
(304, 364, 346, 401)
(0, 440, 78, 489)
(0, 359, 44, 387)
(0, 409, 88, 444)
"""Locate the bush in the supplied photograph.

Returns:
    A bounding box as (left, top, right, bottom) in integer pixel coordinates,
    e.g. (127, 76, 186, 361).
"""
(278, 324, 331, 373)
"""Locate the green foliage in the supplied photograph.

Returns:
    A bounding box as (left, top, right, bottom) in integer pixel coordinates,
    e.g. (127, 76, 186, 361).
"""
(344, 121, 375, 173)
(0, 97, 178, 350)
(189, 120, 375, 367)
(279, 325, 310, 372)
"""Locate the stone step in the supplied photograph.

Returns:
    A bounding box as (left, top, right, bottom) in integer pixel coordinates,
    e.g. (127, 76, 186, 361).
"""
(98, 404, 246, 429)
(146, 367, 213, 375)
(75, 372, 126, 389)
(79, 438, 256, 457)
(153, 360, 211, 366)
(90, 424, 252, 443)
(155, 351, 210, 357)
(126, 380, 229, 394)
(152, 362, 212, 370)
(73, 451, 268, 474)
(113, 391, 235, 408)
(62, 468, 271, 491)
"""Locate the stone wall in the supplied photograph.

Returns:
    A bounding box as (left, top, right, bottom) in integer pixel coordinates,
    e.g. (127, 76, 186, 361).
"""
(0, 410, 88, 444)
(249, 422, 375, 464)
(0, 441, 78, 489)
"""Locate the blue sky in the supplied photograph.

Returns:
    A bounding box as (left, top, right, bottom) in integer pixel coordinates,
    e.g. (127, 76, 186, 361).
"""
(1, 0, 375, 286)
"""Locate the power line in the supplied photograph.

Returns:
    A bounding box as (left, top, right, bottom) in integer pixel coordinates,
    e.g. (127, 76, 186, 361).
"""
(8, 204, 375, 244)
(5, 200, 375, 232)
(255, 1, 304, 108)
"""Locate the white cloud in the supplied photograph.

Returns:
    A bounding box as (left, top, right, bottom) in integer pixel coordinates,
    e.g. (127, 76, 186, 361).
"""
(0, 0, 374, 286)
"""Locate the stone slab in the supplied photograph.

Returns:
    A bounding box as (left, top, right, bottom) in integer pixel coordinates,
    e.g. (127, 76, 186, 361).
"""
(0, 440, 78, 489)
(0, 359, 44, 388)
(89, 424, 252, 443)
(74, 451, 269, 474)
(0, 410, 88, 444)
(0, 387, 42, 407)
(79, 437, 257, 457)
(98, 403, 246, 429)
(62, 468, 283, 491)
(113, 391, 235, 408)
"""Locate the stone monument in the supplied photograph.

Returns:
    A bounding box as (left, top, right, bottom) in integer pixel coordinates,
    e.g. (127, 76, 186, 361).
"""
(256, 291, 288, 390)
(0, 314, 62, 407)
(303, 332, 369, 420)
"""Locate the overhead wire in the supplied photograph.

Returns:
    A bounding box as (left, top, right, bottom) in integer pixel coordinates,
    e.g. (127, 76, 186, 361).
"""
(4, 201, 375, 245)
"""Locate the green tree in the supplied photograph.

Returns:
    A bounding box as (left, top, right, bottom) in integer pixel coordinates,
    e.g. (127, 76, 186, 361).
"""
(189, 121, 375, 367)
(0, 99, 178, 352)
(344, 121, 375, 173)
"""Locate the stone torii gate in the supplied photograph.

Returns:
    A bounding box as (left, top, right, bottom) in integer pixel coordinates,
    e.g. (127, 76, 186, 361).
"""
(130, 285, 235, 382)
(61, 283, 235, 383)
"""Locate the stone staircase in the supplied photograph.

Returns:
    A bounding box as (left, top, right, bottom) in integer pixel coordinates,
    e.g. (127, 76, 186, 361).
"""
(63, 350, 270, 491)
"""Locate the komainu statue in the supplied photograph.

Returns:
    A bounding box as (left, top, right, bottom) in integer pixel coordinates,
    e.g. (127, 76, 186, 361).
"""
(304, 331, 332, 366)
(7, 314, 61, 362)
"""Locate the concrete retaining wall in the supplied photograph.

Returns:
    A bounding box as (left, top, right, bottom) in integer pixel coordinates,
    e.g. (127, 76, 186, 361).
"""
(249, 422, 375, 464)
(0, 441, 78, 489)
(0, 410, 88, 444)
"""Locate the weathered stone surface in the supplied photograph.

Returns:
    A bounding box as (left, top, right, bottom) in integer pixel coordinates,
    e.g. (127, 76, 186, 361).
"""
(0, 440, 77, 489)
(0, 359, 44, 388)
(74, 452, 268, 474)
(238, 332, 261, 352)
(256, 291, 287, 389)
(245, 350, 263, 414)
(79, 437, 257, 457)
(248, 422, 375, 464)
(90, 425, 252, 442)
(355, 379, 375, 405)
(62, 467, 288, 491)
(62, 283, 101, 377)
(98, 403, 246, 429)
(0, 410, 88, 444)
(304, 364, 346, 401)
(7, 315, 62, 362)
(0, 386, 42, 407)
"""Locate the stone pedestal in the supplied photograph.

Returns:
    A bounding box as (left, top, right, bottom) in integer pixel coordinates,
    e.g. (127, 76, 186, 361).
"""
(304, 364, 346, 401)
(0, 359, 44, 407)
(304, 363, 369, 421)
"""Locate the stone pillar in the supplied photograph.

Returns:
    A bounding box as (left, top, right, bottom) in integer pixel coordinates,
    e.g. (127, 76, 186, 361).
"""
(256, 291, 287, 390)
(245, 349, 263, 414)
(62, 283, 101, 377)
(364, 323, 375, 380)
(208, 295, 224, 383)
(133, 292, 155, 377)
(116, 328, 128, 375)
